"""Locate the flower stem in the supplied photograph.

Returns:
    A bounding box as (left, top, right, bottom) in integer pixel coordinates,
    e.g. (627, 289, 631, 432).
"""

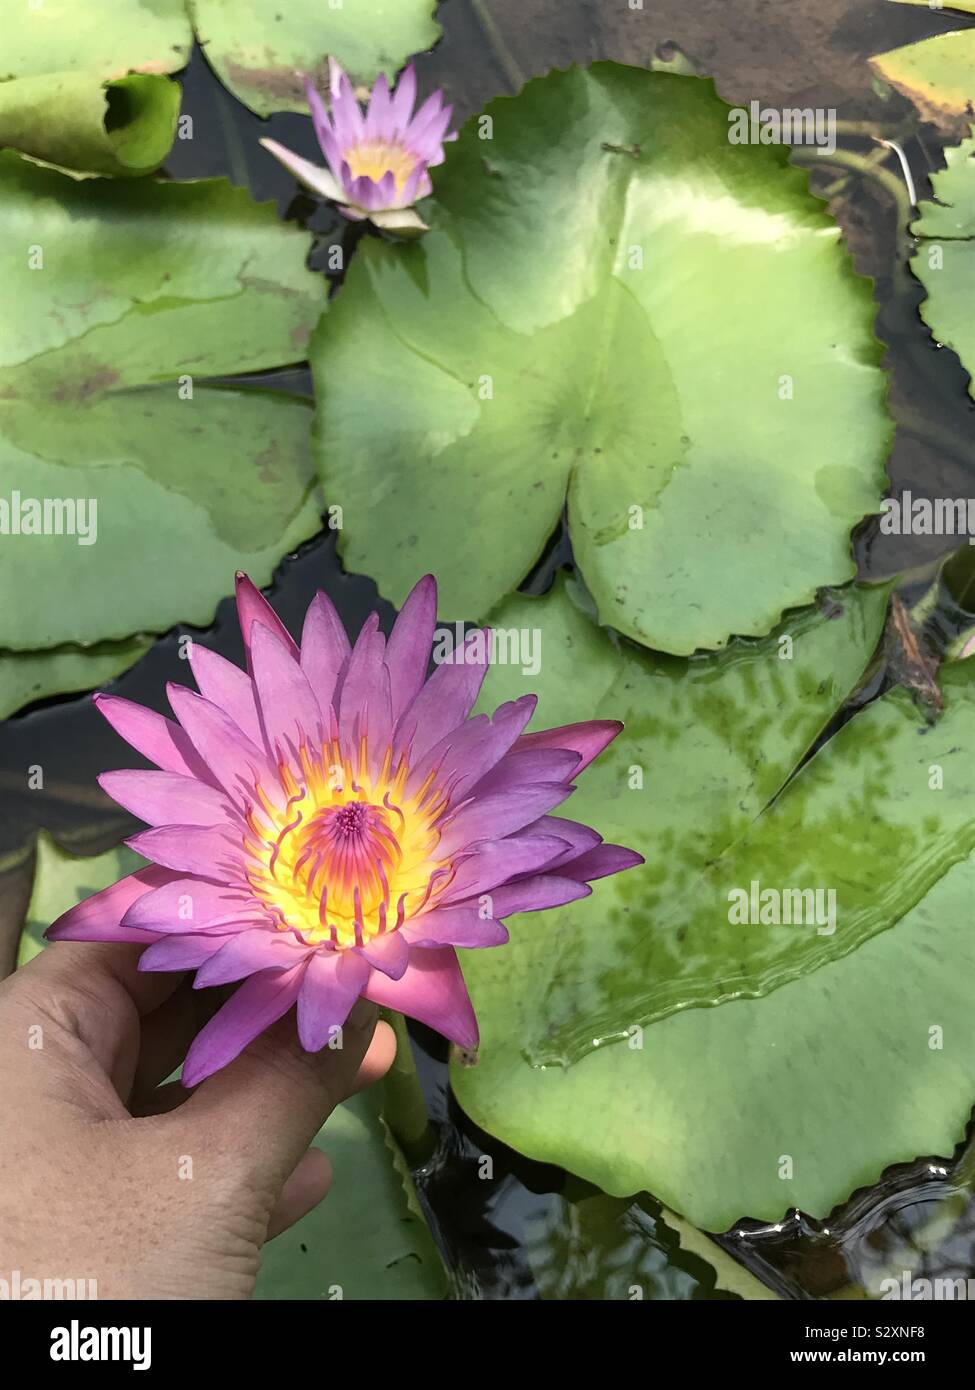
(379, 1009, 436, 1166)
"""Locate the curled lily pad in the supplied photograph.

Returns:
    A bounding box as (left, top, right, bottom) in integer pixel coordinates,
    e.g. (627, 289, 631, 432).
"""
(0, 72, 180, 178)
(870, 32, 975, 129)
(0, 0, 191, 175)
(911, 128, 975, 399)
(0, 152, 326, 649)
(451, 578, 975, 1227)
(312, 63, 890, 655)
(188, 0, 442, 116)
(0, 639, 151, 722)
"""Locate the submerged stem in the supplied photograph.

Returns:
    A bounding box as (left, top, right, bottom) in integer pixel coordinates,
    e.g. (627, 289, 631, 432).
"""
(379, 1008, 436, 1166)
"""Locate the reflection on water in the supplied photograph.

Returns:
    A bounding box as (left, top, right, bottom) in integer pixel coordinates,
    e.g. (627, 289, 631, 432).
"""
(3, 0, 975, 1299)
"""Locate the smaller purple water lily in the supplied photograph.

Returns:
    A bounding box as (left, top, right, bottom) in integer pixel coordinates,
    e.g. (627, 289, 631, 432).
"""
(261, 59, 455, 234)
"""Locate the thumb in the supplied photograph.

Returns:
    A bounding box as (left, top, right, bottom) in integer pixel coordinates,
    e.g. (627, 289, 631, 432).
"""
(167, 1000, 396, 1192)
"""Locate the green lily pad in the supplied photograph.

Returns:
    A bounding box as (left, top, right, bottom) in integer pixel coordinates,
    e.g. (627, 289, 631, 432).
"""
(312, 63, 891, 655)
(0, 638, 151, 722)
(451, 578, 975, 1227)
(188, 0, 442, 116)
(0, 151, 326, 649)
(911, 129, 975, 400)
(3, 0, 192, 80)
(0, 72, 180, 178)
(470, 573, 896, 1065)
(255, 1088, 446, 1300)
(16, 833, 145, 967)
(870, 31, 975, 127)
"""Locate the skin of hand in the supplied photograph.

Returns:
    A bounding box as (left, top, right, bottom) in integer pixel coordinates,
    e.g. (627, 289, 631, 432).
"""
(0, 940, 396, 1299)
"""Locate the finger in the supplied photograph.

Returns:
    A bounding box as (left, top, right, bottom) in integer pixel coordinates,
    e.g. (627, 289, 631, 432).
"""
(0, 942, 185, 1105)
(169, 1005, 395, 1191)
(265, 1148, 332, 1240)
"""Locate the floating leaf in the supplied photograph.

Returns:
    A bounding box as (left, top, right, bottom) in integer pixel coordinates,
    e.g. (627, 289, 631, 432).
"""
(3, 0, 192, 80)
(451, 579, 975, 1227)
(0, 638, 151, 722)
(255, 1089, 446, 1300)
(870, 32, 975, 127)
(188, 0, 442, 116)
(312, 64, 891, 655)
(0, 152, 326, 649)
(0, 72, 180, 178)
(467, 574, 895, 1064)
(911, 128, 975, 399)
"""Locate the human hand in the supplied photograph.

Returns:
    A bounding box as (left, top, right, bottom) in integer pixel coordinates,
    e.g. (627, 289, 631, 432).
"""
(0, 940, 395, 1299)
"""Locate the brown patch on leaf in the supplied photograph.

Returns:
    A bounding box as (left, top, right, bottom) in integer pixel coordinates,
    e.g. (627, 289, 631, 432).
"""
(885, 592, 943, 720)
(50, 367, 120, 403)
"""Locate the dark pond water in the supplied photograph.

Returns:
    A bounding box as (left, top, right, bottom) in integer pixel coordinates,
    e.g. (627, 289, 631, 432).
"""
(4, 0, 975, 1299)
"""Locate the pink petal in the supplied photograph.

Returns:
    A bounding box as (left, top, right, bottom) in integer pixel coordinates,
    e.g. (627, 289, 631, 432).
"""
(436, 784, 573, 859)
(45, 866, 175, 944)
(337, 613, 391, 762)
(250, 621, 324, 762)
(394, 628, 490, 764)
(362, 946, 478, 1049)
(98, 769, 236, 829)
(359, 931, 409, 980)
(188, 644, 262, 745)
(297, 950, 369, 1051)
(235, 573, 299, 667)
(126, 824, 241, 879)
(470, 746, 580, 799)
(167, 684, 281, 808)
(363, 70, 392, 141)
(402, 906, 508, 948)
(513, 720, 623, 776)
(559, 844, 645, 882)
(389, 64, 417, 127)
(122, 877, 259, 934)
(439, 835, 571, 904)
(512, 815, 602, 868)
(300, 589, 351, 723)
(138, 933, 227, 972)
(384, 575, 436, 722)
(406, 694, 537, 802)
(94, 693, 209, 781)
(194, 928, 305, 987)
(482, 874, 592, 916)
(181, 964, 307, 1086)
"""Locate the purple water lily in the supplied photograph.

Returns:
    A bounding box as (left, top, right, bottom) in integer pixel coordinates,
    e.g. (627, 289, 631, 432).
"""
(260, 59, 455, 234)
(47, 575, 642, 1086)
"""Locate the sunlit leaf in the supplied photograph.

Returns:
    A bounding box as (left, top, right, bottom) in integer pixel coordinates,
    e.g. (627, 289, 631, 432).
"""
(452, 578, 975, 1227)
(188, 0, 442, 116)
(0, 152, 326, 649)
(313, 64, 890, 654)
